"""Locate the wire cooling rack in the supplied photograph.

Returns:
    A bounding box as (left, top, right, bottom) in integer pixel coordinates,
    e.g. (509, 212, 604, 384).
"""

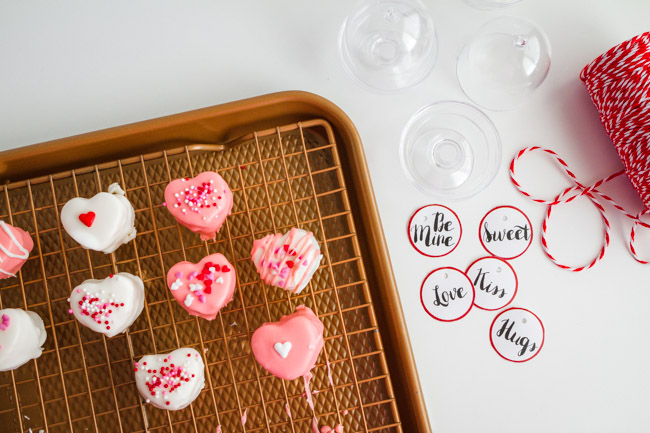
(0, 120, 401, 433)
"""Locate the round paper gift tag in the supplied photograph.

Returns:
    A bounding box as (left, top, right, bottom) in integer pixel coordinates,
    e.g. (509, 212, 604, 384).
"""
(490, 307, 544, 362)
(420, 267, 474, 322)
(479, 206, 533, 259)
(466, 257, 518, 311)
(408, 205, 462, 257)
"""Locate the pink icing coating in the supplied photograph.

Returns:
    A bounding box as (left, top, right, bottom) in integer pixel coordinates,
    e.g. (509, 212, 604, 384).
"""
(164, 172, 233, 241)
(0, 222, 33, 280)
(166, 253, 236, 320)
(251, 228, 322, 293)
(251, 305, 324, 380)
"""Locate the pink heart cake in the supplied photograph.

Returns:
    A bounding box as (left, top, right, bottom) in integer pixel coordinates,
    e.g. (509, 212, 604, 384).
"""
(134, 347, 205, 410)
(0, 221, 33, 280)
(164, 172, 233, 241)
(251, 305, 324, 380)
(251, 228, 323, 294)
(166, 253, 236, 320)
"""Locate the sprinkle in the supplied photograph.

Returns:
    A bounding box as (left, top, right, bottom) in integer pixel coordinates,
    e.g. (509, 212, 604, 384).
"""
(216, 276, 224, 284)
(189, 283, 203, 292)
(170, 279, 183, 291)
(175, 271, 183, 278)
(162, 202, 167, 207)
(0, 314, 10, 331)
(184, 294, 194, 307)
(198, 294, 207, 303)
(68, 309, 73, 314)
(188, 271, 198, 279)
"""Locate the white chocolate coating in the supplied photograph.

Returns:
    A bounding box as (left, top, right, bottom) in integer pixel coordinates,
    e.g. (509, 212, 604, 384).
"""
(0, 308, 47, 371)
(135, 347, 205, 410)
(69, 273, 145, 338)
(61, 183, 136, 254)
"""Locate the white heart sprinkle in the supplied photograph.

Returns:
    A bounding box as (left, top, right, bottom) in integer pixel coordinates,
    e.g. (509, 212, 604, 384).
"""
(170, 279, 183, 291)
(209, 267, 216, 273)
(216, 277, 224, 284)
(184, 294, 194, 307)
(189, 283, 202, 292)
(274, 341, 292, 359)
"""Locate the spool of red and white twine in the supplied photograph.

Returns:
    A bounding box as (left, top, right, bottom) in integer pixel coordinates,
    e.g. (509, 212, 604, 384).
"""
(510, 32, 650, 271)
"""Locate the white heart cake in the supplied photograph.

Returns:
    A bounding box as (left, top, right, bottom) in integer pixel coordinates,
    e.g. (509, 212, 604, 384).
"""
(68, 272, 144, 338)
(134, 347, 205, 410)
(61, 183, 136, 254)
(0, 308, 47, 371)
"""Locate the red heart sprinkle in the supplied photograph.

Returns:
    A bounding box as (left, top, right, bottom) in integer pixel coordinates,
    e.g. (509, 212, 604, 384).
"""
(197, 274, 205, 280)
(214, 264, 221, 272)
(221, 265, 230, 273)
(78, 211, 96, 227)
(287, 261, 294, 268)
(283, 245, 289, 252)
(203, 286, 212, 294)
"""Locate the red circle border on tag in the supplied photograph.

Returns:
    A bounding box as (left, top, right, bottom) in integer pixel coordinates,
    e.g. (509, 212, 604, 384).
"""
(466, 256, 518, 311)
(408, 204, 463, 258)
(420, 266, 475, 322)
(478, 205, 533, 260)
(489, 307, 545, 363)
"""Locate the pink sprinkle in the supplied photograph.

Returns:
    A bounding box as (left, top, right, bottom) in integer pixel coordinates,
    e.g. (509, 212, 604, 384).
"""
(162, 202, 167, 207)
(188, 271, 198, 279)
(0, 314, 10, 330)
(198, 295, 207, 303)
(241, 408, 248, 427)
(175, 271, 183, 278)
(303, 260, 309, 266)
(76, 289, 81, 293)
(205, 273, 215, 281)
(68, 309, 73, 314)
(342, 410, 348, 416)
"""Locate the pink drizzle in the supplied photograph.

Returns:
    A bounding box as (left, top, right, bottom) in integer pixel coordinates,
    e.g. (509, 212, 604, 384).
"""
(303, 372, 315, 411)
(241, 408, 248, 427)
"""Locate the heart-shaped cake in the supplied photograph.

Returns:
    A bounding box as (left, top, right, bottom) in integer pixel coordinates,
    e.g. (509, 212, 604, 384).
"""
(251, 305, 324, 380)
(0, 221, 33, 280)
(68, 272, 145, 338)
(134, 347, 205, 410)
(251, 228, 323, 294)
(0, 308, 47, 371)
(61, 183, 136, 254)
(164, 172, 233, 240)
(166, 253, 236, 320)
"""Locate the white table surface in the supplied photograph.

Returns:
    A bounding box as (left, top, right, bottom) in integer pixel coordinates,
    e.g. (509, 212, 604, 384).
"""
(2, 1, 650, 432)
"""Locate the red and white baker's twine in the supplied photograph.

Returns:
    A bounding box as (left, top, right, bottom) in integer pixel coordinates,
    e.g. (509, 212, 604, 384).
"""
(510, 32, 650, 271)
